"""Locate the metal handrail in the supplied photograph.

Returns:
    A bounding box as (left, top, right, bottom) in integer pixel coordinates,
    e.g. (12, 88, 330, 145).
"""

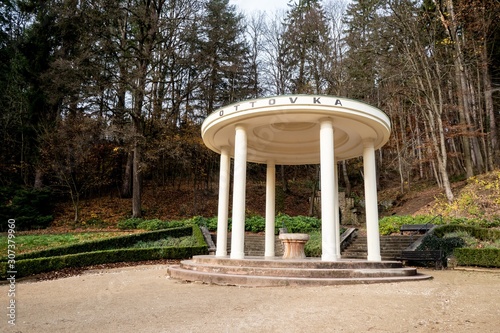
(401, 214, 443, 251)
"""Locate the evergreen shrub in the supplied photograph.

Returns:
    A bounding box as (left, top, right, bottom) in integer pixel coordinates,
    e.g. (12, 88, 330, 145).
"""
(185, 216, 220, 231)
(0, 187, 54, 231)
(417, 234, 466, 259)
(245, 215, 265, 233)
(276, 214, 321, 234)
(136, 219, 170, 230)
(193, 214, 322, 234)
(117, 218, 144, 229)
(304, 231, 322, 257)
(117, 214, 324, 234)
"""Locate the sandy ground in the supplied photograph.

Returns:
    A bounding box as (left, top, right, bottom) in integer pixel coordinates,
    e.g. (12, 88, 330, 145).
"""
(1, 265, 499, 333)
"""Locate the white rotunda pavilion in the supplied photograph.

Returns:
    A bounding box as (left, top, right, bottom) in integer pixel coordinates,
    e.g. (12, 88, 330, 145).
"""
(201, 95, 391, 261)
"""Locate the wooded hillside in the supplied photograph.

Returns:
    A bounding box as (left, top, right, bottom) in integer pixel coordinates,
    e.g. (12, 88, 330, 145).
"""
(1, 0, 499, 225)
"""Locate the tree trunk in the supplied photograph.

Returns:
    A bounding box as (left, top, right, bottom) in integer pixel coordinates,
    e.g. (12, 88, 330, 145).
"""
(280, 165, 288, 193)
(341, 160, 351, 197)
(481, 37, 499, 167)
(34, 168, 44, 189)
(453, 63, 474, 178)
(415, 56, 454, 201)
(68, 184, 80, 223)
(132, 140, 142, 218)
(131, 67, 146, 218)
(121, 151, 133, 198)
(395, 127, 405, 193)
(73, 192, 80, 223)
(308, 165, 319, 216)
(437, 0, 477, 177)
(416, 124, 424, 180)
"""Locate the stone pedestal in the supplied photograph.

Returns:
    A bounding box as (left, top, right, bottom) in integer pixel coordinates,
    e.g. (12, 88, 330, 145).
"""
(279, 233, 310, 259)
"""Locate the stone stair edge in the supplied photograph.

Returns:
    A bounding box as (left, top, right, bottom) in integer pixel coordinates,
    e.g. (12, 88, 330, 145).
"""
(167, 266, 433, 287)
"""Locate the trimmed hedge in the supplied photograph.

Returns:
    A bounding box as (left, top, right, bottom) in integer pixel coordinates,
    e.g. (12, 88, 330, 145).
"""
(191, 224, 207, 246)
(433, 224, 500, 241)
(0, 226, 208, 278)
(454, 248, 500, 268)
(0, 246, 207, 278)
(2, 227, 193, 261)
(427, 225, 500, 267)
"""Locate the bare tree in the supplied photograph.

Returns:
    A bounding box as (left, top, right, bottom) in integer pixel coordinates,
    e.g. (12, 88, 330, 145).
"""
(40, 116, 113, 222)
(261, 10, 290, 95)
(246, 11, 267, 98)
(385, 0, 455, 200)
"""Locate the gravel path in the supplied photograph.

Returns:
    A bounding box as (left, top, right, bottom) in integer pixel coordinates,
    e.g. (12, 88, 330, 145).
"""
(1, 265, 499, 332)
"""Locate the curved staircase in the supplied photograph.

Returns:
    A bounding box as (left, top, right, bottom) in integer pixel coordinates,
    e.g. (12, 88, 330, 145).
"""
(168, 232, 431, 286)
(168, 256, 431, 286)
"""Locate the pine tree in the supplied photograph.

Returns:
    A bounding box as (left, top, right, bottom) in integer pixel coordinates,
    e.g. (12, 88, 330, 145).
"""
(282, 0, 333, 94)
(196, 0, 252, 117)
(343, 0, 385, 102)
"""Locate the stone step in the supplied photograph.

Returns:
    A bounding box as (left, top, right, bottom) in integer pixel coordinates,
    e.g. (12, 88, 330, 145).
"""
(341, 235, 415, 260)
(224, 234, 284, 256)
(168, 267, 432, 287)
(347, 244, 411, 248)
(348, 242, 413, 246)
(219, 233, 415, 259)
(180, 262, 417, 279)
(167, 256, 432, 287)
(187, 256, 404, 269)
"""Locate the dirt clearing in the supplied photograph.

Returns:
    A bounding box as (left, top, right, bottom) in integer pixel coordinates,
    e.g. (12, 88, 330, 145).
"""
(1, 265, 499, 332)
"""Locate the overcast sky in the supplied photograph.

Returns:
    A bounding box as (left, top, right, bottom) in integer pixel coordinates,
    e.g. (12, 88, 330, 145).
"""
(229, 0, 291, 14)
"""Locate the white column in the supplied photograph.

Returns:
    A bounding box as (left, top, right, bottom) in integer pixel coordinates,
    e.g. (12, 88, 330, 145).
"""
(230, 125, 247, 259)
(265, 161, 276, 258)
(363, 139, 382, 261)
(320, 119, 337, 261)
(334, 159, 341, 259)
(215, 146, 230, 257)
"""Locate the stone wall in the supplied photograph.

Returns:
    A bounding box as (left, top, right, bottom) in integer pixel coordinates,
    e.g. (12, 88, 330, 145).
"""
(311, 191, 364, 226)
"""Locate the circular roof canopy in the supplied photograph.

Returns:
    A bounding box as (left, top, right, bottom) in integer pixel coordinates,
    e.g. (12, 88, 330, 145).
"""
(201, 95, 391, 165)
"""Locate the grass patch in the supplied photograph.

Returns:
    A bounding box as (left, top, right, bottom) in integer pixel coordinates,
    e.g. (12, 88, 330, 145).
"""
(132, 236, 198, 248)
(0, 232, 132, 256)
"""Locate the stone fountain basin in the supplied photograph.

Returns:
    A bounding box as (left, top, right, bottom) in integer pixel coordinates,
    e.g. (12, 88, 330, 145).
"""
(279, 233, 310, 259)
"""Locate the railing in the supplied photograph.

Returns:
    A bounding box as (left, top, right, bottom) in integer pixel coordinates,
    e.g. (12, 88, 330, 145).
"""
(403, 214, 442, 251)
(340, 228, 358, 251)
(200, 226, 216, 254)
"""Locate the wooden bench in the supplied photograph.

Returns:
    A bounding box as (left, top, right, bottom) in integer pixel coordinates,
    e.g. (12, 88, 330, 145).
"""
(400, 224, 434, 234)
(398, 250, 443, 269)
